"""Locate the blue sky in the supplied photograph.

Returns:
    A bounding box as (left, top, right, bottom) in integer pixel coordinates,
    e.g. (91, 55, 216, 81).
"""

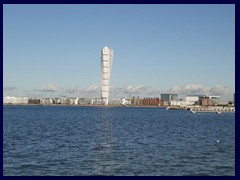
(3, 4, 235, 100)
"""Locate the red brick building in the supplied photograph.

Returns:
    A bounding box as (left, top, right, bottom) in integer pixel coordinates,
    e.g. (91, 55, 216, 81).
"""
(142, 98, 163, 106)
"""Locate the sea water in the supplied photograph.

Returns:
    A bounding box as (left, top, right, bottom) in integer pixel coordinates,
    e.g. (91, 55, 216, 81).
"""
(3, 105, 235, 176)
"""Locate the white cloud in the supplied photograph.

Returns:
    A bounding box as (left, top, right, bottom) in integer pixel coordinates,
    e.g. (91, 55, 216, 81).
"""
(6, 83, 232, 100)
(169, 84, 229, 96)
(110, 85, 125, 94)
(82, 84, 100, 93)
(63, 84, 160, 98)
(64, 88, 80, 95)
(209, 85, 229, 95)
(110, 85, 161, 98)
(63, 84, 100, 97)
(124, 85, 148, 94)
(36, 83, 62, 92)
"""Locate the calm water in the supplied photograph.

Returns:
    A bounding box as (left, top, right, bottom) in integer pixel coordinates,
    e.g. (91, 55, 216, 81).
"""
(3, 105, 235, 176)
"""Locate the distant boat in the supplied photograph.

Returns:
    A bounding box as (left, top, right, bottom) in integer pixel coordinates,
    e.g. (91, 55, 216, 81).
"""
(166, 106, 185, 110)
(191, 111, 196, 114)
(216, 111, 221, 114)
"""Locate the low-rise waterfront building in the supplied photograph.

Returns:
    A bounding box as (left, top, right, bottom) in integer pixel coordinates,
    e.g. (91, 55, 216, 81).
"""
(52, 98, 61, 104)
(4, 96, 28, 104)
(161, 94, 178, 101)
(130, 97, 142, 106)
(121, 98, 131, 105)
(60, 97, 68, 104)
(186, 95, 201, 106)
(186, 95, 220, 106)
(4, 96, 17, 104)
(109, 99, 122, 105)
(66, 98, 79, 105)
(169, 99, 186, 107)
(208, 96, 220, 105)
(40, 98, 53, 104)
(200, 97, 213, 106)
(28, 98, 40, 104)
(142, 98, 162, 106)
(78, 98, 93, 105)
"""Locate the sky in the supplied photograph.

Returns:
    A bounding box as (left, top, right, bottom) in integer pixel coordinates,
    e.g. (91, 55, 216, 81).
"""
(3, 4, 235, 100)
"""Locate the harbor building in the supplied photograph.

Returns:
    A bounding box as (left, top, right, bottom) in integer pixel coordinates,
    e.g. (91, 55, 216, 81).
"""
(3, 96, 28, 104)
(160, 94, 178, 106)
(142, 98, 163, 106)
(28, 98, 40, 104)
(161, 94, 178, 101)
(207, 96, 220, 105)
(200, 97, 213, 106)
(169, 99, 186, 107)
(131, 96, 143, 106)
(186, 95, 220, 106)
(101, 46, 113, 105)
(186, 95, 202, 106)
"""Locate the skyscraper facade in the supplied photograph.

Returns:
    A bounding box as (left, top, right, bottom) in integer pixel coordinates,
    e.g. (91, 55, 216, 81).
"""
(101, 47, 113, 105)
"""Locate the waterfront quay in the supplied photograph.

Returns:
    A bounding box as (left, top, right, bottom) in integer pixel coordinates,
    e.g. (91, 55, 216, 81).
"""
(189, 106, 235, 113)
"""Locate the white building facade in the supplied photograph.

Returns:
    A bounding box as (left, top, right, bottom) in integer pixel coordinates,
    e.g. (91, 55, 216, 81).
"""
(186, 95, 200, 106)
(101, 47, 113, 105)
(3, 96, 28, 104)
(169, 100, 186, 107)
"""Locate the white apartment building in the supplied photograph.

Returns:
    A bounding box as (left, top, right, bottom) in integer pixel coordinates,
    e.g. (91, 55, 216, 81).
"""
(169, 100, 186, 107)
(3, 96, 28, 104)
(186, 95, 200, 106)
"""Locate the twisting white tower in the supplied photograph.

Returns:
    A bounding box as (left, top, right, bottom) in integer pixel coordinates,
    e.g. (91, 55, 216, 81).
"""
(101, 46, 113, 105)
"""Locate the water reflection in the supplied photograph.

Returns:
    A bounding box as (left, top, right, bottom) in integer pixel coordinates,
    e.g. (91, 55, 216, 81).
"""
(90, 107, 119, 175)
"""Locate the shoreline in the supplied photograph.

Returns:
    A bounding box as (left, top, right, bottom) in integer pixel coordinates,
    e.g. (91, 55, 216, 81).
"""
(3, 104, 234, 110)
(3, 103, 167, 108)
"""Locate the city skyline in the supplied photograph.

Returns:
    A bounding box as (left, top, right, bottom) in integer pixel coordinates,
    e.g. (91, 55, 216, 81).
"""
(3, 4, 235, 100)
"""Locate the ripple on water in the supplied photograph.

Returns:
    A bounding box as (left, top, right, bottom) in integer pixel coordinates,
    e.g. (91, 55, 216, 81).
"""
(3, 106, 235, 176)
